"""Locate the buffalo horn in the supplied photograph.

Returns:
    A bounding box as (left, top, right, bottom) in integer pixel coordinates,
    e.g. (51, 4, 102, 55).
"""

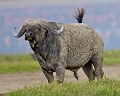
(13, 25, 26, 38)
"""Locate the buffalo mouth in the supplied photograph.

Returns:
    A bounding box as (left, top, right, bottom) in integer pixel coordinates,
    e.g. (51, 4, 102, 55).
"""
(25, 36, 35, 41)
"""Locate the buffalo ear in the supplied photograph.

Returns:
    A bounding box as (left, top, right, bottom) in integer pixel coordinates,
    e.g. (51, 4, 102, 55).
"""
(48, 22, 60, 30)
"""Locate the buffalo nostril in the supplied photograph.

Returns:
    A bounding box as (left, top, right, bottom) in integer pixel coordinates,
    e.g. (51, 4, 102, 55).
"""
(25, 32, 34, 37)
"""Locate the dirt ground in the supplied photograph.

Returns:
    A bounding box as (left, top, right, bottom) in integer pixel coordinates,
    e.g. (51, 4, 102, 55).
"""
(0, 65, 120, 94)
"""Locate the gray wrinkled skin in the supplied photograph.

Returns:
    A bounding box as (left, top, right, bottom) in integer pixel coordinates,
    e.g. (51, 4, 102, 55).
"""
(15, 19, 104, 83)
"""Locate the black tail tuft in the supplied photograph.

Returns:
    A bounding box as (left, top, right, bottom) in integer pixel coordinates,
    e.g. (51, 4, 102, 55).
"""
(72, 7, 85, 23)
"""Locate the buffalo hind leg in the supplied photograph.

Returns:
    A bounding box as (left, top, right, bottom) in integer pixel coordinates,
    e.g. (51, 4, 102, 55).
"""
(73, 71, 79, 80)
(71, 68, 80, 80)
(92, 54, 104, 80)
(82, 60, 95, 81)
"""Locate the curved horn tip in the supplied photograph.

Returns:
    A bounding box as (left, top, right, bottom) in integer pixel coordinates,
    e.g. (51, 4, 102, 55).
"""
(58, 23, 64, 34)
(13, 27, 19, 38)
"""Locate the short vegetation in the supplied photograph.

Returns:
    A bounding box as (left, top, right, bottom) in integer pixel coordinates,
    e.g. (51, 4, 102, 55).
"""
(6, 78, 120, 96)
(103, 50, 120, 65)
(0, 54, 40, 74)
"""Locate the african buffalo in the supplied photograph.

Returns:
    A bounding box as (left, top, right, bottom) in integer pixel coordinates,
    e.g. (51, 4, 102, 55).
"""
(13, 8, 104, 83)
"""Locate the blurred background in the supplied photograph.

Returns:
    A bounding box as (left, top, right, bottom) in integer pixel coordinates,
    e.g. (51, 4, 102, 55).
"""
(0, 0, 120, 54)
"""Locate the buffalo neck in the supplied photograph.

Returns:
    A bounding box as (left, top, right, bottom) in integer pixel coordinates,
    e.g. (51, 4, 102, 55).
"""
(33, 33, 61, 62)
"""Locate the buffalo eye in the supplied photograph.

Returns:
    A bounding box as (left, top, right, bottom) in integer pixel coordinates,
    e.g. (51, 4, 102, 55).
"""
(35, 28, 41, 32)
(45, 31, 48, 39)
(38, 28, 41, 31)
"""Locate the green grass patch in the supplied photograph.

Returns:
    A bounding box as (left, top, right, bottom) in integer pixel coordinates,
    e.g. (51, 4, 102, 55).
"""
(103, 50, 120, 65)
(6, 78, 120, 96)
(0, 54, 40, 74)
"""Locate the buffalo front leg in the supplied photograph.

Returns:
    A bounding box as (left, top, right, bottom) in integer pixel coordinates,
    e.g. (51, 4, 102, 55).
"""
(42, 68, 54, 83)
(35, 53, 54, 83)
(55, 63, 65, 83)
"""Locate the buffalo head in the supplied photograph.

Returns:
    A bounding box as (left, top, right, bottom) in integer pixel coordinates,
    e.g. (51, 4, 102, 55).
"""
(13, 19, 64, 43)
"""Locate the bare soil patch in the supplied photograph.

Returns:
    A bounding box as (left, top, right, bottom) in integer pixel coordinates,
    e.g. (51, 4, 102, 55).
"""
(0, 65, 120, 94)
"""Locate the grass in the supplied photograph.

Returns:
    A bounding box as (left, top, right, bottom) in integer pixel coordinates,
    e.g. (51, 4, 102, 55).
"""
(103, 50, 120, 65)
(0, 50, 120, 74)
(5, 78, 120, 96)
(0, 54, 40, 74)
